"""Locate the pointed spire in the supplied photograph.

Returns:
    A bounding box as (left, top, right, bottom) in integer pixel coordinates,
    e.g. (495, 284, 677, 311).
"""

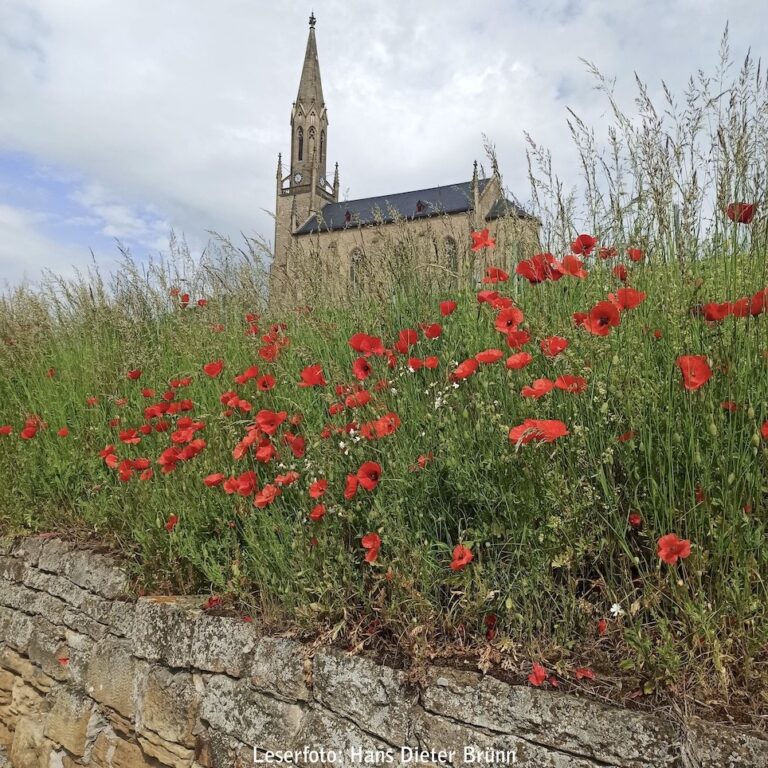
(333, 162, 339, 201)
(297, 14, 324, 106)
(276, 153, 282, 179)
(471, 160, 480, 212)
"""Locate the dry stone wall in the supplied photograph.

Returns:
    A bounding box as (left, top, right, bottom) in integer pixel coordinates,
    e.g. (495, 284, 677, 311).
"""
(0, 536, 766, 768)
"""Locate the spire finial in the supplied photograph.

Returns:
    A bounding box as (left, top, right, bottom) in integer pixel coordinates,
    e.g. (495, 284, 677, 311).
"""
(309, 11, 316, 27)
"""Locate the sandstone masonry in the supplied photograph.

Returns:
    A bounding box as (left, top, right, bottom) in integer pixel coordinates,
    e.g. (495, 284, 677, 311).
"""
(0, 536, 766, 768)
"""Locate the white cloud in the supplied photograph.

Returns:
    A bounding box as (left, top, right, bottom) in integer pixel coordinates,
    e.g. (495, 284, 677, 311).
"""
(0, 0, 764, 284)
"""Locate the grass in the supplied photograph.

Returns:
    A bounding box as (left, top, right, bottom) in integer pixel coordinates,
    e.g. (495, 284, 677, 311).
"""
(1, 30, 768, 723)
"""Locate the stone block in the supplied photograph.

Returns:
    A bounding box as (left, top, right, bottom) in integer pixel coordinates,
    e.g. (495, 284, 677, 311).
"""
(189, 615, 256, 676)
(26, 617, 69, 681)
(249, 637, 311, 702)
(138, 729, 197, 768)
(415, 708, 606, 768)
(86, 636, 145, 719)
(422, 667, 679, 768)
(38, 540, 129, 598)
(0, 648, 54, 694)
(683, 716, 768, 767)
(313, 648, 417, 745)
(9, 715, 55, 768)
(0, 557, 25, 583)
(10, 538, 45, 567)
(137, 666, 200, 748)
(131, 597, 198, 667)
(200, 674, 305, 748)
(44, 686, 104, 757)
(91, 729, 154, 768)
(0, 607, 34, 653)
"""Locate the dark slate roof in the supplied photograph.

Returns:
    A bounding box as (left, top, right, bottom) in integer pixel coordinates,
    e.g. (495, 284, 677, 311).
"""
(295, 178, 496, 235)
(485, 196, 532, 221)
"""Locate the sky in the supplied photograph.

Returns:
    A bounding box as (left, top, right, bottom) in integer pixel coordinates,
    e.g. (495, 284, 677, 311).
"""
(0, 0, 764, 287)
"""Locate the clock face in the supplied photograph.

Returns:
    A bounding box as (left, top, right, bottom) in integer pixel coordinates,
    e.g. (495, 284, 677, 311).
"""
(294, 172, 303, 183)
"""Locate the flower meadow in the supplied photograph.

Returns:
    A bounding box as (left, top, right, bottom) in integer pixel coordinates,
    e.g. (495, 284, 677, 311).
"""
(2, 39, 768, 717)
(2, 218, 768, 714)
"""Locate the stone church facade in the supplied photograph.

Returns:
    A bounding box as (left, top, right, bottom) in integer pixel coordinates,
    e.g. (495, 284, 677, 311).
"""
(268, 14, 540, 306)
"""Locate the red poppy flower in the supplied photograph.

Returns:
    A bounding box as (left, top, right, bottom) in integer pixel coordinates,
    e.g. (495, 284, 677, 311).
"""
(420, 323, 442, 340)
(554, 374, 586, 393)
(344, 473, 359, 500)
(583, 301, 621, 336)
(127, 369, 142, 381)
(450, 358, 479, 381)
(309, 478, 328, 499)
(505, 352, 533, 370)
(617, 430, 635, 443)
(86, 396, 99, 406)
(346, 390, 372, 408)
(627, 248, 644, 262)
(361, 532, 381, 563)
(471, 228, 496, 251)
(348, 333, 385, 356)
(701, 302, 731, 322)
(424, 356, 439, 369)
(180, 293, 190, 307)
(721, 401, 740, 412)
(657, 533, 692, 565)
(597, 618, 608, 635)
(494, 307, 524, 333)
(554, 254, 588, 279)
(204, 473, 225, 487)
(20, 425, 37, 439)
(475, 349, 504, 364)
(298, 364, 326, 387)
(57, 427, 69, 438)
(571, 233, 597, 256)
(203, 360, 224, 378)
(47, 368, 55, 378)
(0, 426, 12, 436)
(197, 298, 207, 307)
(440, 300, 457, 317)
(628, 512, 642, 528)
(482, 266, 508, 283)
(761, 421, 768, 440)
(598, 247, 617, 259)
(612, 264, 628, 282)
(309, 504, 326, 522)
(450, 544, 473, 571)
(572, 312, 588, 327)
(541, 336, 568, 357)
(676, 355, 712, 391)
(575, 667, 596, 680)
(357, 461, 382, 492)
(528, 662, 547, 687)
(476, 289, 499, 304)
(165, 515, 179, 533)
(521, 378, 554, 399)
(352, 357, 373, 381)
(611, 287, 646, 311)
(726, 202, 755, 224)
(255, 409, 287, 435)
(509, 419, 568, 445)
(506, 330, 531, 349)
(254, 484, 281, 508)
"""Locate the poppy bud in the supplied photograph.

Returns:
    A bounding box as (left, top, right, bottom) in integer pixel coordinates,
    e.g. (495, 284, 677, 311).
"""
(672, 433, 682, 444)
(752, 433, 761, 446)
(600, 402, 609, 414)
(693, 450, 701, 465)
(612, 354, 620, 366)
(727, 472, 736, 486)
(707, 422, 717, 436)
(747, 407, 756, 419)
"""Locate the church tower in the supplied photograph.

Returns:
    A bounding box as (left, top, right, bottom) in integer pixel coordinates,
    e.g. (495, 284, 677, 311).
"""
(271, 13, 338, 304)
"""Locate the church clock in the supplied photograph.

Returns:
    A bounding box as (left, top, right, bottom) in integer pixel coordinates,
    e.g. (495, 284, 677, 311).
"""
(294, 172, 303, 183)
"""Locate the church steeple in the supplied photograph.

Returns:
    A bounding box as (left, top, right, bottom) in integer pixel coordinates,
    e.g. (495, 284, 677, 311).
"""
(290, 14, 328, 188)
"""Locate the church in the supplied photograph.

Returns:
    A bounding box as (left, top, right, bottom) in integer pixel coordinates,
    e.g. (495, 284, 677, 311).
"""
(268, 14, 539, 306)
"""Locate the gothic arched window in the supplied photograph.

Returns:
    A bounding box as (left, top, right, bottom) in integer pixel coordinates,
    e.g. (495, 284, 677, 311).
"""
(349, 248, 364, 291)
(308, 127, 316, 158)
(320, 130, 325, 163)
(297, 127, 304, 162)
(444, 236, 459, 288)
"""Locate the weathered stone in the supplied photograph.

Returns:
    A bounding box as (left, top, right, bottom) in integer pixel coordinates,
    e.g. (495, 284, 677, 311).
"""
(189, 615, 256, 676)
(62, 629, 94, 689)
(0, 557, 25, 583)
(200, 674, 305, 747)
(131, 597, 198, 667)
(91, 729, 153, 768)
(43, 686, 100, 757)
(422, 668, 678, 768)
(415, 708, 607, 768)
(138, 729, 197, 768)
(38, 540, 129, 599)
(21, 567, 88, 608)
(10, 538, 45, 567)
(313, 648, 417, 745)
(290, 707, 395, 768)
(137, 666, 200, 748)
(109, 600, 136, 638)
(9, 715, 55, 768)
(0, 607, 34, 653)
(86, 636, 145, 719)
(62, 607, 109, 641)
(249, 637, 311, 702)
(26, 617, 69, 681)
(682, 716, 768, 767)
(0, 649, 54, 694)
